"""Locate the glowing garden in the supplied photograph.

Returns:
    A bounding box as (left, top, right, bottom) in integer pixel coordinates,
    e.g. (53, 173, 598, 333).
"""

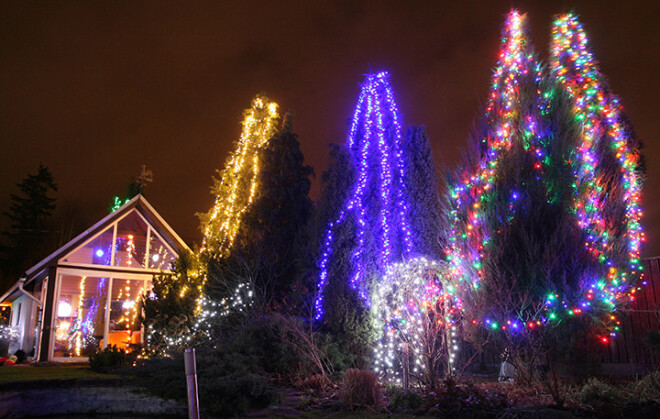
(139, 11, 650, 412)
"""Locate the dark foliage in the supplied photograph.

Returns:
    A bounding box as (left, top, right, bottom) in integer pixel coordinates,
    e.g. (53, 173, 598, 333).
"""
(141, 250, 203, 355)
(0, 164, 57, 290)
(389, 389, 423, 411)
(403, 125, 443, 259)
(129, 316, 320, 415)
(89, 345, 131, 372)
(311, 144, 375, 372)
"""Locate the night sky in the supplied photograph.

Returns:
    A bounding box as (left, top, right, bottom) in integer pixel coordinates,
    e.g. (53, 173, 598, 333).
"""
(1, 1, 658, 257)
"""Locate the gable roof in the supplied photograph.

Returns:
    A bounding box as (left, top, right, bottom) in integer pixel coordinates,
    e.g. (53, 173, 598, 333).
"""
(23, 194, 190, 285)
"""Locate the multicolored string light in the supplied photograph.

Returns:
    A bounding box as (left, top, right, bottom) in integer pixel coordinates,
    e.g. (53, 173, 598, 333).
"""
(447, 11, 644, 339)
(314, 72, 413, 320)
(546, 14, 645, 342)
(199, 96, 279, 260)
(550, 13, 645, 319)
(447, 11, 540, 293)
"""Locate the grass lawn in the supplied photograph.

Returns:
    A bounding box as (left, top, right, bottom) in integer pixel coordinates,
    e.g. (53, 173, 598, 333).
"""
(0, 365, 118, 384)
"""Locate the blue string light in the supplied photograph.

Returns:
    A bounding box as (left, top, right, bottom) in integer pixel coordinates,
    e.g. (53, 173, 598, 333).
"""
(314, 72, 413, 320)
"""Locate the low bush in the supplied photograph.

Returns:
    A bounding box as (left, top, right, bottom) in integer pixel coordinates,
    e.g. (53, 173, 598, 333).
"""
(340, 369, 380, 411)
(200, 373, 280, 416)
(389, 389, 423, 411)
(296, 373, 330, 391)
(89, 345, 131, 372)
(578, 378, 620, 404)
(575, 373, 660, 406)
(126, 351, 281, 416)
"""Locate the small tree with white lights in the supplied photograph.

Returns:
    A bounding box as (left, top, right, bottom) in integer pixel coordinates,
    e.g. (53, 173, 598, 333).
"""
(372, 257, 462, 391)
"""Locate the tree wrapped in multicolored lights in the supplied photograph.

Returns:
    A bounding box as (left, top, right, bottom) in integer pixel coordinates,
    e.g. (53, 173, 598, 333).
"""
(447, 10, 555, 325)
(446, 11, 645, 398)
(314, 72, 414, 319)
(550, 13, 645, 332)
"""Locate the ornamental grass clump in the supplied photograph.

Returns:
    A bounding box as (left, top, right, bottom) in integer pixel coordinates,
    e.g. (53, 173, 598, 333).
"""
(340, 368, 381, 411)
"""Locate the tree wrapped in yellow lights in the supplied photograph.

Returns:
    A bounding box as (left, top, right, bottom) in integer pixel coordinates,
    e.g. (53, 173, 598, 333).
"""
(199, 95, 279, 260)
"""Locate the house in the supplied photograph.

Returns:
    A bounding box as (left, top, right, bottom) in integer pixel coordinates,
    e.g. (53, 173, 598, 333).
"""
(0, 195, 189, 361)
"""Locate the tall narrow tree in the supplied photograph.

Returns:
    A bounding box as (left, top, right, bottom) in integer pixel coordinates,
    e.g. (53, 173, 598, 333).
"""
(403, 126, 443, 259)
(1, 164, 57, 290)
(447, 10, 545, 304)
(198, 95, 279, 260)
(550, 13, 645, 327)
(314, 72, 414, 319)
(217, 114, 314, 309)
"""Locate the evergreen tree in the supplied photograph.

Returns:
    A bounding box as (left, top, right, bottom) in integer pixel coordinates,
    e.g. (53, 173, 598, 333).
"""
(314, 72, 414, 319)
(447, 10, 550, 320)
(198, 95, 280, 260)
(206, 114, 314, 311)
(0, 164, 57, 290)
(142, 250, 204, 355)
(403, 126, 443, 259)
(447, 12, 645, 400)
(550, 13, 645, 325)
(311, 144, 374, 369)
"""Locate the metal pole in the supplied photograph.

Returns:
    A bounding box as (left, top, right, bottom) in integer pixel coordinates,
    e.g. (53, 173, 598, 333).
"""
(184, 348, 200, 419)
(403, 342, 409, 390)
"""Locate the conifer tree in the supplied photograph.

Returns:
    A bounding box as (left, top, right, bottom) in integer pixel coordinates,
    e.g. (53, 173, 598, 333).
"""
(198, 95, 279, 261)
(447, 12, 645, 399)
(550, 13, 645, 330)
(0, 164, 57, 290)
(314, 72, 414, 319)
(214, 114, 314, 309)
(403, 126, 443, 259)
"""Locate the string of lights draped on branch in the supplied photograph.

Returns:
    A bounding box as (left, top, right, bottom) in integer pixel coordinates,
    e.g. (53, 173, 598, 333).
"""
(199, 96, 279, 260)
(551, 13, 645, 318)
(314, 72, 413, 320)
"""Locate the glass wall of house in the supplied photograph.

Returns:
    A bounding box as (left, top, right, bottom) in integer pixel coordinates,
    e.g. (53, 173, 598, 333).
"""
(53, 274, 109, 358)
(52, 271, 153, 360)
(60, 209, 177, 271)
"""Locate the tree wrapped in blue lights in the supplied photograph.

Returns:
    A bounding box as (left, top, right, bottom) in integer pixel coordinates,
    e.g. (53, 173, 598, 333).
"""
(314, 72, 414, 319)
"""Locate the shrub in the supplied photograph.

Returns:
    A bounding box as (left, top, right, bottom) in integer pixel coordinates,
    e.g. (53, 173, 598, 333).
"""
(89, 345, 131, 372)
(579, 378, 621, 404)
(200, 373, 280, 416)
(297, 374, 330, 391)
(389, 389, 423, 411)
(126, 351, 281, 416)
(340, 369, 380, 411)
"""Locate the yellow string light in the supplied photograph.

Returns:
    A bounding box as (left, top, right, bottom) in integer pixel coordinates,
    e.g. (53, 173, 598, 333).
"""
(199, 96, 279, 260)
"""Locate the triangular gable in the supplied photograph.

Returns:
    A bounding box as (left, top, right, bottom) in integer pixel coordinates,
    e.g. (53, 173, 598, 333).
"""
(60, 209, 178, 270)
(24, 195, 190, 284)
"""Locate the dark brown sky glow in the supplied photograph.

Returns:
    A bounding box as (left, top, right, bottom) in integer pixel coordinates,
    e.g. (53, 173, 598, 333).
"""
(1, 1, 659, 257)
